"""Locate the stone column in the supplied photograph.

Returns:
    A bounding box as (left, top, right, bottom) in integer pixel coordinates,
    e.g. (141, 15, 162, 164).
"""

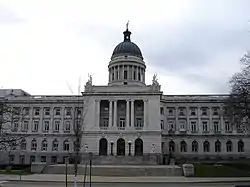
(113, 100, 117, 127)
(131, 100, 134, 128)
(143, 100, 147, 127)
(96, 100, 100, 127)
(136, 66, 138, 81)
(109, 100, 112, 127)
(126, 100, 130, 127)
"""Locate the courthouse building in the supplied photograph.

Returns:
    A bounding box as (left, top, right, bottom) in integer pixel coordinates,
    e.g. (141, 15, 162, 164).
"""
(0, 28, 248, 165)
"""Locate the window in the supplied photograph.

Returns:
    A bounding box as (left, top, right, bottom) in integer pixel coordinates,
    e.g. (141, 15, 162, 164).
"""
(44, 108, 50, 116)
(30, 156, 35, 163)
(226, 140, 232, 152)
(238, 140, 244, 152)
(112, 73, 114, 80)
(22, 121, 29, 132)
(138, 72, 141, 81)
(12, 121, 18, 132)
(213, 107, 219, 116)
(168, 108, 174, 116)
(55, 108, 61, 116)
(179, 108, 185, 116)
(203, 141, 210, 152)
(76, 108, 82, 115)
(63, 140, 70, 151)
(215, 140, 221, 152)
(65, 121, 70, 132)
(118, 118, 125, 128)
(169, 141, 175, 152)
(225, 122, 231, 132)
(41, 156, 46, 163)
(32, 121, 39, 132)
(190, 107, 196, 116)
(160, 107, 164, 115)
(201, 108, 207, 116)
(54, 121, 60, 132)
(202, 121, 208, 132)
(213, 121, 219, 132)
(179, 120, 186, 129)
(9, 155, 15, 163)
(100, 118, 108, 127)
(124, 70, 127, 80)
(65, 108, 71, 116)
(20, 139, 26, 150)
(192, 141, 198, 152)
(133, 71, 136, 80)
(160, 120, 164, 130)
(191, 121, 197, 132)
(52, 139, 58, 151)
(34, 108, 40, 116)
(135, 118, 143, 128)
(43, 121, 49, 132)
(31, 139, 37, 151)
(168, 121, 175, 130)
(23, 107, 29, 115)
(180, 141, 187, 152)
(42, 140, 48, 151)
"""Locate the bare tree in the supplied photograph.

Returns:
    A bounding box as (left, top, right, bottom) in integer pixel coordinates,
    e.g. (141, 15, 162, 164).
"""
(0, 99, 27, 165)
(224, 52, 250, 131)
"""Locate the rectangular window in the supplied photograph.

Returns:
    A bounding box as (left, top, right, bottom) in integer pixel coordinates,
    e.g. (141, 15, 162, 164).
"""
(112, 73, 114, 80)
(44, 108, 50, 116)
(32, 121, 39, 132)
(54, 121, 60, 132)
(12, 121, 19, 132)
(201, 108, 207, 116)
(34, 108, 40, 116)
(41, 156, 46, 163)
(55, 108, 61, 116)
(160, 107, 164, 115)
(100, 118, 108, 127)
(22, 121, 29, 132)
(190, 108, 196, 116)
(213, 121, 219, 132)
(118, 118, 125, 128)
(179, 108, 185, 116)
(65, 121, 71, 132)
(213, 107, 219, 116)
(138, 72, 141, 81)
(169, 121, 174, 130)
(160, 120, 164, 130)
(23, 107, 29, 115)
(191, 121, 197, 132)
(202, 121, 208, 132)
(225, 122, 231, 132)
(135, 118, 143, 128)
(124, 70, 127, 80)
(179, 120, 186, 129)
(30, 156, 35, 163)
(43, 121, 49, 132)
(65, 108, 71, 116)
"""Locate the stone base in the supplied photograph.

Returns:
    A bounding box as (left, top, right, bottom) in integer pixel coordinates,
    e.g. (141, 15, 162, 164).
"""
(33, 164, 182, 176)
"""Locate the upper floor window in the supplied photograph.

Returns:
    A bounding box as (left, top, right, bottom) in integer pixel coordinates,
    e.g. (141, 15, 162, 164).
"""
(118, 118, 126, 128)
(65, 108, 71, 116)
(23, 107, 29, 115)
(32, 121, 39, 132)
(54, 120, 60, 132)
(41, 139, 48, 151)
(191, 121, 197, 132)
(43, 121, 49, 132)
(135, 118, 143, 128)
(22, 121, 29, 132)
(55, 108, 61, 116)
(44, 108, 50, 116)
(100, 117, 109, 128)
(225, 121, 232, 132)
(64, 121, 71, 132)
(213, 121, 219, 132)
(190, 107, 196, 116)
(34, 108, 40, 116)
(202, 121, 208, 132)
(160, 120, 164, 130)
(179, 108, 185, 116)
(31, 139, 37, 151)
(160, 107, 164, 115)
(180, 141, 187, 152)
(201, 107, 208, 116)
(213, 107, 219, 116)
(12, 120, 19, 132)
(168, 108, 174, 116)
(124, 70, 127, 80)
(168, 121, 175, 130)
(179, 120, 186, 129)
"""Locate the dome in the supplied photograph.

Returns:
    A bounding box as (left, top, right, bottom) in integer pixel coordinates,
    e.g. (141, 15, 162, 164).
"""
(111, 29, 143, 60)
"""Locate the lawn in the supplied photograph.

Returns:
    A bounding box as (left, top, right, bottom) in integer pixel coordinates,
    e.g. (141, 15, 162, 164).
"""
(194, 163, 250, 177)
(0, 169, 31, 175)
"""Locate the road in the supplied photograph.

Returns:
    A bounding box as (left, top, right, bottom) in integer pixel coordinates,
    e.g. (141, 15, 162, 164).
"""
(1, 181, 250, 187)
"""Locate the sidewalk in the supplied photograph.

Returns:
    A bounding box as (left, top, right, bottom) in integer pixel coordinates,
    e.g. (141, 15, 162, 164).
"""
(6, 174, 250, 183)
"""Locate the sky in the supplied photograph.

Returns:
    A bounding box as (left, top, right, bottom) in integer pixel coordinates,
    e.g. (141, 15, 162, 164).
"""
(0, 0, 250, 95)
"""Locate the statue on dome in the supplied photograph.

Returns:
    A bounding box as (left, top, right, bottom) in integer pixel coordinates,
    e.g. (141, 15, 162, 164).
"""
(84, 74, 93, 92)
(151, 74, 161, 92)
(126, 20, 129, 30)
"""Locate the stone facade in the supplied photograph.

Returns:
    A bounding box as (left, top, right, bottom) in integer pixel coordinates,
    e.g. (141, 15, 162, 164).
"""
(0, 28, 249, 165)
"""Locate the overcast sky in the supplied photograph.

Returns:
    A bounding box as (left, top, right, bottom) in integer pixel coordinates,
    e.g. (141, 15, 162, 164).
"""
(0, 0, 250, 95)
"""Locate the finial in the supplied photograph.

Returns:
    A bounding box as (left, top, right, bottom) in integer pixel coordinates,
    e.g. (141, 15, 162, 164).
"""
(126, 20, 129, 31)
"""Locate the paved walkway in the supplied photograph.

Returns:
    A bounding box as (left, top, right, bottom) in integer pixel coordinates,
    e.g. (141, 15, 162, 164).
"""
(2, 174, 250, 183)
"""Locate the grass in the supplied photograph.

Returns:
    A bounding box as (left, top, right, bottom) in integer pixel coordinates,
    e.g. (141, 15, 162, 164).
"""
(194, 163, 250, 177)
(0, 169, 31, 175)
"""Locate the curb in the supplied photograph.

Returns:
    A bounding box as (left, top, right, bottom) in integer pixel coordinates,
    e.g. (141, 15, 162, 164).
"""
(7, 179, 250, 184)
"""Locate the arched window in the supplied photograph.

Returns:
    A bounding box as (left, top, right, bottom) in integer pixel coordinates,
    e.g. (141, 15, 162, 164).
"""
(41, 139, 47, 151)
(169, 140, 175, 152)
(192, 141, 198, 152)
(134, 138, 143, 156)
(226, 140, 232, 152)
(52, 139, 59, 151)
(215, 140, 221, 152)
(20, 139, 26, 150)
(99, 138, 108, 155)
(180, 140, 187, 152)
(238, 140, 244, 152)
(63, 140, 70, 151)
(31, 139, 37, 151)
(203, 140, 210, 152)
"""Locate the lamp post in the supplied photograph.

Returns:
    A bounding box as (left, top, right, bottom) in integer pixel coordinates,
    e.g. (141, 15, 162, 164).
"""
(83, 144, 88, 187)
